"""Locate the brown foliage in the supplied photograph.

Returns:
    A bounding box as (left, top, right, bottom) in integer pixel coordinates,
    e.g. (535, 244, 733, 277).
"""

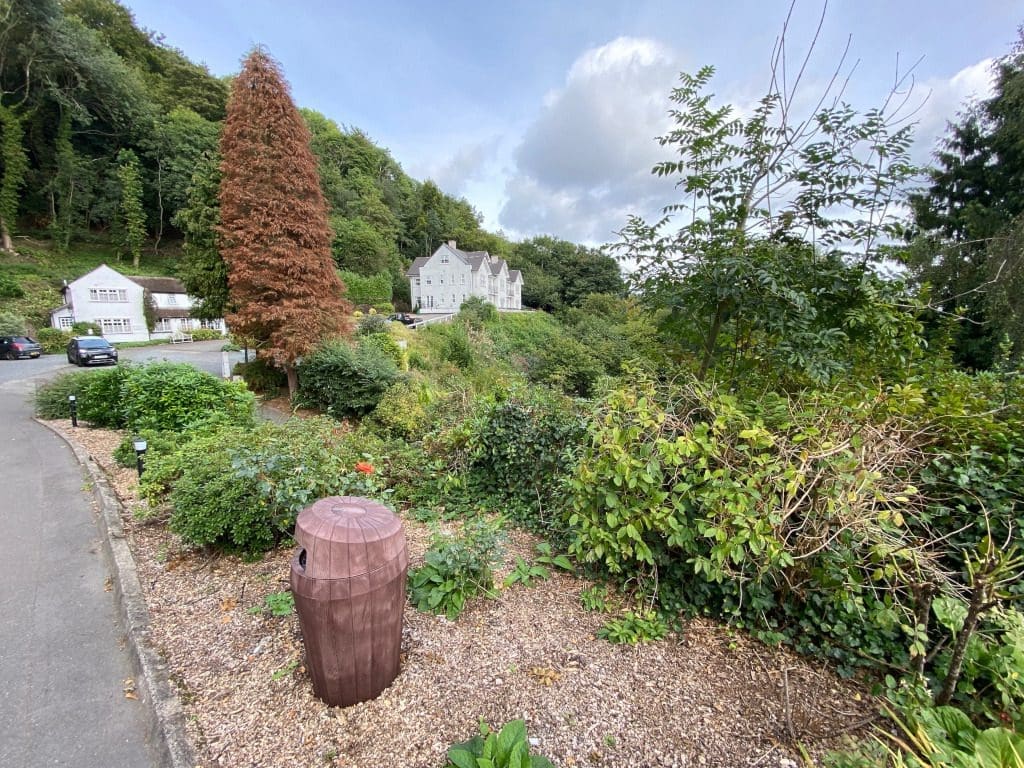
(218, 49, 350, 387)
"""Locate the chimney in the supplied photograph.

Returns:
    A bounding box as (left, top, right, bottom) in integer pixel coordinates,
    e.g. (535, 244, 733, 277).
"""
(447, 240, 457, 249)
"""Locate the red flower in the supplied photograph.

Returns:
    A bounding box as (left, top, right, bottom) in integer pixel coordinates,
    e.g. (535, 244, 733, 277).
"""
(354, 461, 374, 475)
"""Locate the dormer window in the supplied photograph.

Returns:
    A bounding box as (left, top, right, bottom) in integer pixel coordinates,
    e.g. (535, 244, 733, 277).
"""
(440, 254, 449, 264)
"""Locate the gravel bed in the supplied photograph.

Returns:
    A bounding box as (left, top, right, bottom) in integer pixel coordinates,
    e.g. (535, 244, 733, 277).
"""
(52, 420, 876, 767)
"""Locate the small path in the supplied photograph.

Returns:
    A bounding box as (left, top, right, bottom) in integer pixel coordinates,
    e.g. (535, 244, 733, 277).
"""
(0, 375, 154, 767)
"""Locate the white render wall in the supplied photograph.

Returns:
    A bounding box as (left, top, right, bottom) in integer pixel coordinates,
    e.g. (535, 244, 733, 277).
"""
(61, 264, 149, 342)
(410, 244, 523, 313)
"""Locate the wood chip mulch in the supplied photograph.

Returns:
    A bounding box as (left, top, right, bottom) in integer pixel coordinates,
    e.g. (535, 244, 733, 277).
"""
(51, 420, 878, 768)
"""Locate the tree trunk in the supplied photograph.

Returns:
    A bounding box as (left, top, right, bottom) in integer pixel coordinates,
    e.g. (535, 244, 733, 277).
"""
(935, 586, 987, 706)
(0, 217, 13, 252)
(286, 364, 298, 397)
(698, 300, 728, 380)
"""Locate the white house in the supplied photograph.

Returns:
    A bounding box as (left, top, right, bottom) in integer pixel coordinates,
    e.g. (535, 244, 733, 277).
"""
(50, 264, 226, 343)
(407, 241, 523, 313)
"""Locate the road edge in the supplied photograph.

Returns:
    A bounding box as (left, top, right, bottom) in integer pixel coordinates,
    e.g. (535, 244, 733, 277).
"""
(36, 418, 195, 768)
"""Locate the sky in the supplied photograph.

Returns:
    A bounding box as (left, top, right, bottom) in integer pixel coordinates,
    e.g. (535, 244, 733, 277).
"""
(123, 0, 1021, 245)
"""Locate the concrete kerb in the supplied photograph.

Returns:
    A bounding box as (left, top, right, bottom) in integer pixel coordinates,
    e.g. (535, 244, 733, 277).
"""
(36, 419, 195, 768)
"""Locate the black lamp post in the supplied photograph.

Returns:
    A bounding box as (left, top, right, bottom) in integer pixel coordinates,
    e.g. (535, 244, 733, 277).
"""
(132, 437, 147, 479)
(68, 394, 77, 427)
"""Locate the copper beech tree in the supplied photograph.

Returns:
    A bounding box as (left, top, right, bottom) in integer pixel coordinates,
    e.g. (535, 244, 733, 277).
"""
(218, 49, 350, 395)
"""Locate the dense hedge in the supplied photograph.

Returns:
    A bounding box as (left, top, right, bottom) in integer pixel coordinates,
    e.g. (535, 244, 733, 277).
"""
(297, 339, 403, 417)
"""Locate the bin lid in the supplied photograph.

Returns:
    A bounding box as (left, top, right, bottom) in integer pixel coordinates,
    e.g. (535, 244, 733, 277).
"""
(294, 496, 405, 580)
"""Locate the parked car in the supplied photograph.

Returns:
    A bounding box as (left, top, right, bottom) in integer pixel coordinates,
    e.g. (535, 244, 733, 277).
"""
(66, 336, 119, 366)
(388, 312, 416, 325)
(0, 335, 42, 359)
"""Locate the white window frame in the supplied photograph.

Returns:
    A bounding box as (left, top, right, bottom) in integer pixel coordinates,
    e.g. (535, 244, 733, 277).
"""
(58, 316, 74, 329)
(89, 288, 128, 302)
(98, 317, 132, 335)
(154, 318, 172, 332)
(166, 295, 177, 305)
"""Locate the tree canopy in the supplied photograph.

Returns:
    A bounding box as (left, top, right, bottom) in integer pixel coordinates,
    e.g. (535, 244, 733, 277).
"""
(218, 49, 350, 394)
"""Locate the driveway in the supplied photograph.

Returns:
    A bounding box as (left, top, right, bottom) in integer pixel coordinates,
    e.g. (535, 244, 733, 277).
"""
(0, 340, 246, 387)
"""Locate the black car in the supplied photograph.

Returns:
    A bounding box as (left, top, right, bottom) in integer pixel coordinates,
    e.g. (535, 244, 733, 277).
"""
(67, 336, 119, 366)
(0, 335, 42, 359)
(388, 313, 416, 325)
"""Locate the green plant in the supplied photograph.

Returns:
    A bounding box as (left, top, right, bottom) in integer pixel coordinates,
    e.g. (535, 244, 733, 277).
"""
(580, 584, 614, 613)
(597, 609, 669, 644)
(189, 328, 222, 341)
(297, 339, 403, 418)
(113, 430, 178, 468)
(408, 519, 503, 620)
(35, 326, 69, 353)
(0, 274, 24, 298)
(233, 357, 288, 396)
(33, 371, 92, 418)
(445, 719, 555, 768)
(0, 308, 26, 334)
(119, 362, 255, 431)
(163, 418, 383, 556)
(263, 591, 295, 617)
(502, 557, 550, 588)
(79, 364, 134, 427)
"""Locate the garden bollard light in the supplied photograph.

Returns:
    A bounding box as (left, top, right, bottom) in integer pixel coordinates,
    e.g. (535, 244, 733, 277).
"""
(68, 395, 77, 428)
(133, 437, 147, 478)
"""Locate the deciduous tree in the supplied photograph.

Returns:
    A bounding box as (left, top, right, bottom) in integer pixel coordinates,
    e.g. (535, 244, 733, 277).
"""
(218, 49, 350, 395)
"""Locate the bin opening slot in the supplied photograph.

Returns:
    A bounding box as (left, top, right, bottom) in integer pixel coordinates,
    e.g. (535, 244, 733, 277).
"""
(298, 549, 306, 571)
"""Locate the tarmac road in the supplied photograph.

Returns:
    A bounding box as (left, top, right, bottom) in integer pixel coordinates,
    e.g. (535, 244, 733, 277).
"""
(0, 341, 242, 766)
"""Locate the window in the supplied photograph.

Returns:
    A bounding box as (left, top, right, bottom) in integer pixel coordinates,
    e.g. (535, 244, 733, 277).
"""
(441, 254, 449, 264)
(154, 318, 172, 332)
(425, 277, 432, 285)
(98, 317, 131, 334)
(440, 277, 444, 285)
(89, 288, 128, 302)
(58, 316, 74, 329)
(166, 295, 177, 305)
(460, 275, 465, 285)
(415, 278, 421, 286)
(200, 319, 221, 330)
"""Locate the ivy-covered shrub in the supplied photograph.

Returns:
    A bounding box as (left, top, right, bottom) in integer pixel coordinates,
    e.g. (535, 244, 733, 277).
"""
(297, 339, 403, 418)
(35, 327, 70, 353)
(34, 371, 92, 418)
(119, 362, 254, 431)
(469, 387, 586, 530)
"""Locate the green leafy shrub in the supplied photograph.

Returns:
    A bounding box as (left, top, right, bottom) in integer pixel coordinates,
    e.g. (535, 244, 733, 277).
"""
(469, 388, 585, 530)
(79, 365, 133, 427)
(0, 309, 25, 335)
(458, 296, 497, 328)
(446, 719, 555, 768)
(120, 362, 255, 431)
(357, 313, 391, 336)
(71, 321, 102, 336)
(370, 377, 437, 438)
(34, 371, 92, 418)
(442, 324, 475, 370)
(408, 519, 503, 620)
(359, 332, 403, 368)
(234, 357, 287, 396)
(35, 327, 70, 353)
(338, 270, 392, 305)
(113, 430, 178, 468)
(527, 336, 604, 397)
(159, 418, 388, 555)
(0, 274, 24, 298)
(297, 339, 403, 418)
(189, 328, 222, 341)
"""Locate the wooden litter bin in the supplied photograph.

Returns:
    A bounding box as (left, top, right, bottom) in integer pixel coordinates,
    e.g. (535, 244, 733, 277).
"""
(290, 496, 408, 707)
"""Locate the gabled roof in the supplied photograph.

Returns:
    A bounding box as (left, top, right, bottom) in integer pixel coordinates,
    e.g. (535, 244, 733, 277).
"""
(128, 275, 186, 293)
(509, 270, 522, 283)
(467, 254, 489, 272)
(406, 257, 429, 277)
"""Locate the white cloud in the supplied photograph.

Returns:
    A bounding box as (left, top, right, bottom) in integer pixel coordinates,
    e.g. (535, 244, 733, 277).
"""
(911, 58, 995, 162)
(499, 37, 682, 243)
